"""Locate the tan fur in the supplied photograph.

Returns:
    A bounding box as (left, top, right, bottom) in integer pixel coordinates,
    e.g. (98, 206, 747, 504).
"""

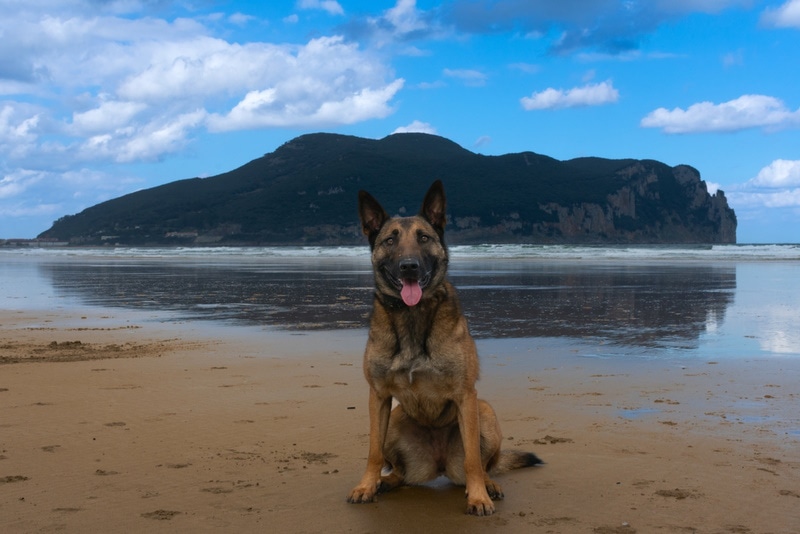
(346, 181, 540, 516)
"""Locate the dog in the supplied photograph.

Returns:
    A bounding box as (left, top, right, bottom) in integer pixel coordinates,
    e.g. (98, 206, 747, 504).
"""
(346, 180, 541, 516)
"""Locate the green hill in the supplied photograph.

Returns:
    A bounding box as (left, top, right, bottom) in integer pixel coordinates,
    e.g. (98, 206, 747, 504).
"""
(39, 133, 737, 245)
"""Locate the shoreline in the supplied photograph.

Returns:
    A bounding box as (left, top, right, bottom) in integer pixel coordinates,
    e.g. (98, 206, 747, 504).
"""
(1, 309, 799, 532)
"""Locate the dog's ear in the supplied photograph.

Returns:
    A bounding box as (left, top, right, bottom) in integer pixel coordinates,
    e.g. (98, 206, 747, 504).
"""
(358, 190, 389, 248)
(420, 180, 446, 234)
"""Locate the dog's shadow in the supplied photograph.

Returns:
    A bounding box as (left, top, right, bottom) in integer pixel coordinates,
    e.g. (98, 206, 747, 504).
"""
(345, 478, 520, 529)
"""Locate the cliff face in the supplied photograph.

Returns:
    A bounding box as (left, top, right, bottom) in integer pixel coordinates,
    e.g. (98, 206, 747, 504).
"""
(40, 133, 737, 245)
(520, 163, 736, 244)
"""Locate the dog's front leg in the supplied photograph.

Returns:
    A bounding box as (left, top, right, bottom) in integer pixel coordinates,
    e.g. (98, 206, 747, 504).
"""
(347, 387, 392, 503)
(458, 389, 495, 516)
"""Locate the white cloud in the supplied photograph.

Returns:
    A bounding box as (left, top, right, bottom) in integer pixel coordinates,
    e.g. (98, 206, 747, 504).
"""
(0, 166, 141, 224)
(0, 169, 44, 200)
(509, 62, 540, 74)
(0, 105, 40, 144)
(228, 12, 254, 26)
(473, 135, 491, 148)
(204, 35, 403, 131)
(443, 68, 487, 87)
(0, 202, 63, 218)
(392, 120, 436, 134)
(75, 109, 207, 163)
(722, 49, 744, 67)
(359, 0, 442, 47)
(521, 80, 619, 110)
(417, 80, 446, 89)
(726, 159, 800, 214)
(384, 0, 427, 34)
(298, 0, 344, 16)
(729, 189, 800, 209)
(761, 0, 800, 28)
(70, 100, 147, 135)
(210, 80, 403, 130)
(118, 110, 207, 162)
(640, 94, 800, 133)
(115, 37, 256, 102)
(751, 159, 800, 188)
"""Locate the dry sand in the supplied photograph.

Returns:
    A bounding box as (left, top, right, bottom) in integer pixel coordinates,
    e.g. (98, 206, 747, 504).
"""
(1, 309, 799, 533)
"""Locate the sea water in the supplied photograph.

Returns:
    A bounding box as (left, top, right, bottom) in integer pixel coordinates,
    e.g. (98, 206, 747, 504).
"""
(1, 244, 799, 359)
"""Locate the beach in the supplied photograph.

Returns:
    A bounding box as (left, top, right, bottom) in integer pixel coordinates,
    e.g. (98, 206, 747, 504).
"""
(1, 247, 799, 532)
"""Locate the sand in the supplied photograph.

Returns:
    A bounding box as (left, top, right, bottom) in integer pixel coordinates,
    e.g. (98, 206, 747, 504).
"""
(1, 309, 799, 533)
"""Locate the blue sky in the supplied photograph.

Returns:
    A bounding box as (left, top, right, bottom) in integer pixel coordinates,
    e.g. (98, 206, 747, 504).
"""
(2, 0, 800, 243)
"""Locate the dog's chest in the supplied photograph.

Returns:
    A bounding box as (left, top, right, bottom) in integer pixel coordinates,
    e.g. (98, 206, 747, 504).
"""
(388, 352, 440, 387)
(375, 354, 459, 425)
(371, 346, 458, 398)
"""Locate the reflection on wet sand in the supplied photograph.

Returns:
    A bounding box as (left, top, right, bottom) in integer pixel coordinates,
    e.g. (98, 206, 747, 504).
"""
(40, 258, 736, 350)
(452, 262, 736, 348)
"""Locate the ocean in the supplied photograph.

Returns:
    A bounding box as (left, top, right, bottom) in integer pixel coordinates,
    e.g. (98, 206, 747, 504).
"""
(2, 244, 799, 360)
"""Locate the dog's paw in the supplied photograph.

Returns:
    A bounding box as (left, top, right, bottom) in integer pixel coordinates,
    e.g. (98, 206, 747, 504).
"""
(466, 497, 495, 516)
(485, 479, 505, 500)
(346, 485, 378, 504)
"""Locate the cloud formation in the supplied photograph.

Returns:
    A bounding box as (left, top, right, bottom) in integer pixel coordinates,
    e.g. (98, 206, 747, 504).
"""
(0, 11, 403, 167)
(392, 120, 437, 134)
(761, 0, 800, 28)
(443, 68, 488, 87)
(640, 95, 800, 133)
(727, 159, 800, 214)
(441, 0, 751, 54)
(521, 81, 619, 110)
(751, 159, 800, 188)
(298, 0, 345, 16)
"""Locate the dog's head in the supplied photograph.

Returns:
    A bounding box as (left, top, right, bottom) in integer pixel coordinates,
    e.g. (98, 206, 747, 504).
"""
(358, 180, 449, 307)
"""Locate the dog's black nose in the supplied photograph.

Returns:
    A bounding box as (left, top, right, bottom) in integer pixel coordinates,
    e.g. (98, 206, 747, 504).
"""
(399, 258, 420, 277)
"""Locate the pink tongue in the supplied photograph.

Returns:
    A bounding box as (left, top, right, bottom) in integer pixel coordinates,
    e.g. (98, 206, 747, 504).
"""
(400, 279, 422, 306)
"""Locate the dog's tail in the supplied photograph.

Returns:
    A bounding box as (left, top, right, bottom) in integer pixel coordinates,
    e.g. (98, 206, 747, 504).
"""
(491, 450, 544, 474)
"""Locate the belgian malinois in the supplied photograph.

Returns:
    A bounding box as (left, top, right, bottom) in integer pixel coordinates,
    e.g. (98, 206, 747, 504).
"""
(347, 180, 541, 516)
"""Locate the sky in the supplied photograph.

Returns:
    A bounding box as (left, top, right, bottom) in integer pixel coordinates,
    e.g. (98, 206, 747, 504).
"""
(1, 0, 800, 243)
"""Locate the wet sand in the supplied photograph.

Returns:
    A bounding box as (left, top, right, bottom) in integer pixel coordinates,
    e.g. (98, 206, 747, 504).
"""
(1, 309, 798, 533)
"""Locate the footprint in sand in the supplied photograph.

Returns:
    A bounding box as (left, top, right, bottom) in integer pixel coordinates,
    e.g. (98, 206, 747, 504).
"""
(533, 435, 574, 445)
(1, 475, 29, 484)
(164, 463, 191, 469)
(654, 488, 702, 500)
(95, 469, 119, 476)
(141, 510, 181, 520)
(592, 525, 636, 534)
(201, 486, 234, 494)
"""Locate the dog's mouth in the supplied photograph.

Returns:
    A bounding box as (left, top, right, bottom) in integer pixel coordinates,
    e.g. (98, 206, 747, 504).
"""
(383, 269, 431, 307)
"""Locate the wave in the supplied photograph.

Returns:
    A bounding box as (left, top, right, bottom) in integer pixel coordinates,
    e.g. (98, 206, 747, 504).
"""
(3, 243, 799, 261)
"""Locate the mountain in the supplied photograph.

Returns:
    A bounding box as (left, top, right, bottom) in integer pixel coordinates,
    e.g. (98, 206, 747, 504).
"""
(39, 133, 737, 245)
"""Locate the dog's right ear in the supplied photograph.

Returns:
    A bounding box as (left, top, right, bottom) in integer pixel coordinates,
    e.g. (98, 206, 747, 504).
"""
(358, 190, 389, 248)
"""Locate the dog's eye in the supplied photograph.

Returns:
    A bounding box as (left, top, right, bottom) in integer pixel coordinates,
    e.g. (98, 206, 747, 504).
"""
(384, 237, 394, 246)
(419, 234, 429, 243)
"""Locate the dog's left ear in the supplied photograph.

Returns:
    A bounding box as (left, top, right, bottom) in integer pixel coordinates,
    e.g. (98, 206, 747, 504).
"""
(358, 190, 389, 249)
(420, 180, 446, 234)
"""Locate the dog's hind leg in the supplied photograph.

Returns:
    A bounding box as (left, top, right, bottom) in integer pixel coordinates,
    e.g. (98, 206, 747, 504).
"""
(378, 464, 405, 493)
(381, 406, 441, 489)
